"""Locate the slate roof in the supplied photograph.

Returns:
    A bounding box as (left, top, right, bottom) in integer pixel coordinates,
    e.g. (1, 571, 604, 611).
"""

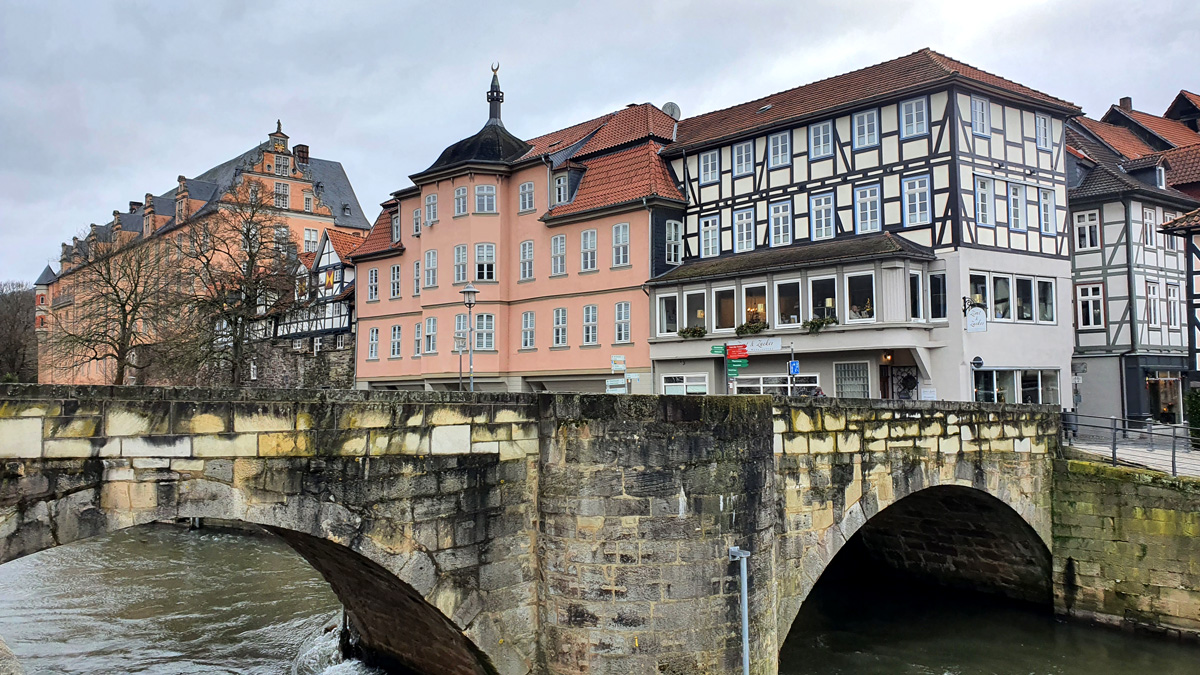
(347, 205, 405, 261)
(669, 48, 1079, 152)
(521, 114, 612, 160)
(1105, 107, 1200, 148)
(1076, 116, 1153, 159)
(649, 233, 934, 284)
(35, 265, 57, 285)
(1066, 124, 1197, 206)
(415, 121, 531, 180)
(543, 142, 684, 219)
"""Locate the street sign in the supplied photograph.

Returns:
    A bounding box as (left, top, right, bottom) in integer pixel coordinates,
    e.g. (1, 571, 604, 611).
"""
(787, 360, 800, 375)
(626, 373, 641, 381)
(728, 358, 749, 367)
(605, 377, 628, 394)
(710, 345, 726, 355)
(726, 347, 749, 359)
(727, 368, 743, 377)
(610, 355, 626, 373)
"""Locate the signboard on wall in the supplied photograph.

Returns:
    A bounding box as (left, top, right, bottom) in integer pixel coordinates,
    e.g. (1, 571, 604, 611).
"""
(920, 387, 937, 401)
(965, 306, 987, 333)
(728, 337, 782, 353)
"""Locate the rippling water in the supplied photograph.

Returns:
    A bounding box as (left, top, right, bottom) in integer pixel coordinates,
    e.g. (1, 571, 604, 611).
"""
(0, 523, 379, 674)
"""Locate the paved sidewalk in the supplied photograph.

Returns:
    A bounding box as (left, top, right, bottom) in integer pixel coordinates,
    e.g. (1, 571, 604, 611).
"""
(1067, 431, 1200, 477)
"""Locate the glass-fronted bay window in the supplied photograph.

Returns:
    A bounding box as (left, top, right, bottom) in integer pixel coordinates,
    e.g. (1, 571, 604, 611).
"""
(810, 277, 837, 321)
(714, 288, 736, 331)
(658, 295, 678, 335)
(845, 273, 875, 322)
(684, 292, 705, 331)
(744, 286, 766, 324)
(777, 281, 802, 326)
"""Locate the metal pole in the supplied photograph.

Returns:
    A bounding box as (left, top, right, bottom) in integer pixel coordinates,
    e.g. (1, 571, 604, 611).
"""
(1149, 422, 1155, 452)
(468, 306, 475, 392)
(1172, 425, 1178, 476)
(458, 337, 464, 391)
(729, 546, 751, 675)
(1110, 416, 1118, 466)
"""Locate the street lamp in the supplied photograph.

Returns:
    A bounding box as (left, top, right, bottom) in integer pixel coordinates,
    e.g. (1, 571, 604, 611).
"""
(460, 282, 478, 392)
(453, 332, 467, 391)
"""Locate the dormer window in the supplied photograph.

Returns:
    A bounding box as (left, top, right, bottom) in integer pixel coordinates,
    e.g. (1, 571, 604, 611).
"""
(554, 176, 569, 204)
(175, 198, 186, 222)
(342, 204, 351, 216)
(1156, 166, 1167, 189)
(275, 156, 290, 176)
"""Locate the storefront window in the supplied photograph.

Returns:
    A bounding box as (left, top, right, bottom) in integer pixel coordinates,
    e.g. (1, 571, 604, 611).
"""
(811, 278, 837, 320)
(778, 282, 802, 325)
(846, 273, 875, 321)
(744, 286, 767, 324)
(714, 289, 735, 330)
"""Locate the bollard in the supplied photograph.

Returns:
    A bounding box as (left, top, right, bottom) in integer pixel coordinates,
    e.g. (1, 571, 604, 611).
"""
(1172, 426, 1178, 477)
(1110, 416, 1118, 465)
(1149, 423, 1155, 452)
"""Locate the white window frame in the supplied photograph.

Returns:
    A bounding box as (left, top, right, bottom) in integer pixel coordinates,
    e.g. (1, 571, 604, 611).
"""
(1156, 166, 1167, 189)
(852, 109, 879, 149)
(662, 374, 708, 396)
(909, 272, 924, 322)
(413, 322, 422, 357)
(1013, 276, 1037, 323)
(971, 96, 990, 136)
(368, 327, 379, 360)
(475, 243, 496, 281)
(551, 235, 566, 276)
(854, 184, 881, 234)
(274, 181, 289, 209)
(712, 286, 736, 332)
(583, 304, 598, 345)
(413, 261, 420, 296)
(275, 155, 289, 176)
(412, 208, 422, 236)
(734, 208, 755, 252)
(554, 175, 569, 205)
(810, 192, 835, 240)
(901, 97, 928, 138)
(990, 273, 1014, 322)
(424, 250, 437, 288)
(614, 301, 631, 343)
(699, 150, 720, 184)
(657, 293, 679, 336)
(733, 141, 754, 176)
(390, 213, 401, 242)
(519, 182, 535, 211)
(902, 175, 931, 227)
(552, 308, 567, 347)
(768, 131, 791, 168)
(1035, 114, 1051, 150)
(304, 195, 313, 213)
(1147, 282, 1161, 326)
(390, 264, 401, 298)
(809, 121, 833, 159)
(975, 177, 993, 226)
(1074, 211, 1100, 251)
(581, 229, 598, 271)
(474, 313, 494, 350)
(454, 244, 468, 283)
(742, 284, 767, 325)
(519, 240, 534, 280)
(454, 314, 468, 352)
(1143, 208, 1158, 248)
(774, 279, 803, 327)
(425, 194, 438, 224)
(424, 317, 437, 353)
(304, 228, 318, 252)
(700, 215, 720, 258)
(454, 186, 467, 215)
(1009, 184, 1025, 231)
(390, 325, 402, 358)
(612, 223, 630, 267)
(1040, 189, 1056, 235)
(770, 201, 793, 247)
(475, 184, 496, 213)
(521, 311, 535, 349)
(1168, 284, 1181, 329)
(844, 271, 876, 324)
(665, 220, 683, 265)
(367, 268, 378, 301)
(929, 272, 948, 321)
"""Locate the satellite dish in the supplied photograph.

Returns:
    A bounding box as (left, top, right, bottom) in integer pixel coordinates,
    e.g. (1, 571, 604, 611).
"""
(662, 102, 682, 121)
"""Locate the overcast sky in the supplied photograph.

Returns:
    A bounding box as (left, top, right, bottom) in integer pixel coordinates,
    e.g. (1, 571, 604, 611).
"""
(2, 0, 1198, 282)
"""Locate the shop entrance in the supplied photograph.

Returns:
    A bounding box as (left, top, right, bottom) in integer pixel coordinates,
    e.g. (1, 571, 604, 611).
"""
(1146, 371, 1183, 424)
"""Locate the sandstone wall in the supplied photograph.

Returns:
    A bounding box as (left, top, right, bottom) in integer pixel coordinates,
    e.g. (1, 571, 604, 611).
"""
(1053, 458, 1200, 640)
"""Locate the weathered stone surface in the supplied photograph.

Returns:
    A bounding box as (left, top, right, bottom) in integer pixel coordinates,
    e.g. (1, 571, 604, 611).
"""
(0, 634, 22, 675)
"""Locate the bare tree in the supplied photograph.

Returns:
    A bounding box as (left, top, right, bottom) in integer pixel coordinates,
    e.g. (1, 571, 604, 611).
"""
(43, 233, 175, 385)
(0, 281, 36, 382)
(166, 177, 300, 385)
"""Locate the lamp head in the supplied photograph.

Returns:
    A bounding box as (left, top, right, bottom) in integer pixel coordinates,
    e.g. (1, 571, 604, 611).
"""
(460, 282, 478, 308)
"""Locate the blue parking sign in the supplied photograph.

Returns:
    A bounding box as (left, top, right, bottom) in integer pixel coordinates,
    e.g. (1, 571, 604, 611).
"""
(788, 360, 800, 375)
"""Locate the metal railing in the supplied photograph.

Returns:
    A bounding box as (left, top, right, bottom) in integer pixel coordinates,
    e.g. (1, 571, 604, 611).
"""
(1062, 412, 1200, 477)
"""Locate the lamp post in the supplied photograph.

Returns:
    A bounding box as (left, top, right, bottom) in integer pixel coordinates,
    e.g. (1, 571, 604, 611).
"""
(460, 283, 478, 392)
(454, 332, 467, 391)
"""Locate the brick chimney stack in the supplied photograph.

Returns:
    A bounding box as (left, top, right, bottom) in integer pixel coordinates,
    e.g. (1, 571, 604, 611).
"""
(1120, 96, 1133, 111)
(294, 144, 310, 164)
(129, 201, 143, 213)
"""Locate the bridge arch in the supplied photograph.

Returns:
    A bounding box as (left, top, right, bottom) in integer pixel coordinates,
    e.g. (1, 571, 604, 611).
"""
(1, 461, 512, 675)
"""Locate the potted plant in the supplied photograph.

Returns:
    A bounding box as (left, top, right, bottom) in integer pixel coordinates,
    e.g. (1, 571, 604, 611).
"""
(735, 319, 768, 337)
(801, 316, 838, 334)
(677, 325, 707, 339)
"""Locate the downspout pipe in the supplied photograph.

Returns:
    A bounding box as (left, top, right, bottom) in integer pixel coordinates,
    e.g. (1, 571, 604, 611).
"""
(729, 546, 751, 675)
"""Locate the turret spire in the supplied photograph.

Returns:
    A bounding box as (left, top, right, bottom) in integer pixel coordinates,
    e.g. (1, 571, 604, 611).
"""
(486, 63, 504, 127)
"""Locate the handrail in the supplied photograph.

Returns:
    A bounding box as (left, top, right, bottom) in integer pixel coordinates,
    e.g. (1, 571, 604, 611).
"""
(1062, 411, 1197, 477)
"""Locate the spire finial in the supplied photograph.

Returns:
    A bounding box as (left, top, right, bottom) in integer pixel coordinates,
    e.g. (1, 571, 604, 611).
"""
(276, 119, 282, 134)
(491, 62, 499, 74)
(487, 63, 504, 125)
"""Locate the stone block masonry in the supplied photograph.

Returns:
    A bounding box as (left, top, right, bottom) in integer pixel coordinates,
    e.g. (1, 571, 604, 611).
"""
(1053, 458, 1200, 640)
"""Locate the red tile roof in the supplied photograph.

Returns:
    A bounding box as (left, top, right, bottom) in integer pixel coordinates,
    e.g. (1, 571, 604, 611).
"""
(1117, 108, 1200, 148)
(1160, 206, 1200, 234)
(574, 104, 676, 157)
(1076, 116, 1154, 159)
(348, 208, 405, 260)
(545, 142, 684, 219)
(521, 114, 611, 160)
(672, 48, 1079, 150)
(1182, 90, 1200, 110)
(326, 229, 364, 261)
(298, 252, 317, 270)
(1160, 142, 1200, 186)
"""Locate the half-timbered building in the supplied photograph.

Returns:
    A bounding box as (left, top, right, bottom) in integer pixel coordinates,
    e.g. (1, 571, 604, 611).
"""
(648, 49, 1079, 403)
(1065, 117, 1199, 423)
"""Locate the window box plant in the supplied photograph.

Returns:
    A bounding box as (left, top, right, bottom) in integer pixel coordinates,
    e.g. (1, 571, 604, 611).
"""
(735, 319, 768, 337)
(802, 316, 838, 334)
(677, 325, 707, 339)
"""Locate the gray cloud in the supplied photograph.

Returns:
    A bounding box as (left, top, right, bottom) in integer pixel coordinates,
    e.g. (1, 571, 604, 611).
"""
(2, 0, 1197, 281)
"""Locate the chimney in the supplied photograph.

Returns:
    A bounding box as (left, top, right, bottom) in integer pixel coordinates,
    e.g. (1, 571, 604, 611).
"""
(294, 144, 309, 164)
(1120, 96, 1133, 111)
(129, 201, 143, 213)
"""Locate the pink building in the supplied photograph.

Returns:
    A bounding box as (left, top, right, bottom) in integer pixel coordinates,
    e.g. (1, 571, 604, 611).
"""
(349, 69, 685, 391)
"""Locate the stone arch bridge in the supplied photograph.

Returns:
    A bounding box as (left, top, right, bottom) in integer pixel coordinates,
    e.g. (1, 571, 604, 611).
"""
(2, 385, 1196, 674)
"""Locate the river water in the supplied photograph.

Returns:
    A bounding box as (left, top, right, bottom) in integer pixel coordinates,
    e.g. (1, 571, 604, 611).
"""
(0, 525, 1198, 674)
